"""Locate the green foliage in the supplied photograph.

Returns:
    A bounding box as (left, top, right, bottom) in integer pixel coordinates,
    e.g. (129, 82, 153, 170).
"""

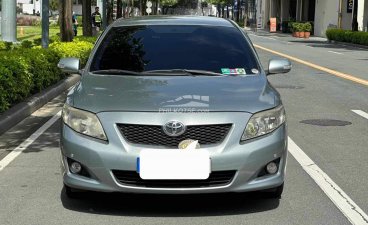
(0, 42, 15, 51)
(0, 36, 97, 113)
(303, 22, 312, 32)
(21, 40, 34, 49)
(0, 52, 32, 112)
(326, 29, 368, 46)
(49, 41, 94, 66)
(0, 42, 7, 51)
(73, 36, 97, 44)
(160, 0, 178, 6)
(50, 0, 59, 11)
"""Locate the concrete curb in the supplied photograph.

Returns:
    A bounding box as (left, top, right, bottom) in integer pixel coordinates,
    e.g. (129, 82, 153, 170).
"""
(0, 74, 80, 135)
(329, 40, 368, 50)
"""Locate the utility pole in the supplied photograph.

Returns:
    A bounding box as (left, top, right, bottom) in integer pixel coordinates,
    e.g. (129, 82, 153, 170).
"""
(42, 0, 50, 48)
(1, 0, 17, 42)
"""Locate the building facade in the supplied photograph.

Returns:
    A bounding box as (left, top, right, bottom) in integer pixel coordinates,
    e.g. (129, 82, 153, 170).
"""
(258, 0, 368, 37)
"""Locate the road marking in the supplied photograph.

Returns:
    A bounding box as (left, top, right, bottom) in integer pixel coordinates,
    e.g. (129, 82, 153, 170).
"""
(0, 111, 61, 172)
(288, 137, 368, 225)
(328, 50, 343, 55)
(352, 110, 368, 120)
(254, 44, 368, 86)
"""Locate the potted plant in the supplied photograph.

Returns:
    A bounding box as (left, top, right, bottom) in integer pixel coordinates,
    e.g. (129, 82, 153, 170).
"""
(299, 23, 305, 38)
(293, 23, 301, 38)
(292, 22, 299, 37)
(304, 22, 312, 38)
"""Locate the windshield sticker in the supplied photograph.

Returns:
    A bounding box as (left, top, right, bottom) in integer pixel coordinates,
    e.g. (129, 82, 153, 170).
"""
(221, 68, 246, 75)
(251, 68, 259, 74)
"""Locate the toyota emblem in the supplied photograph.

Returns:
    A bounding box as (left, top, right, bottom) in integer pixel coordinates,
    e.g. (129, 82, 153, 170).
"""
(163, 121, 186, 137)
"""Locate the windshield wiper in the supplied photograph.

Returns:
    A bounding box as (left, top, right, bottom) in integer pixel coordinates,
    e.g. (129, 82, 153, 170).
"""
(144, 69, 227, 76)
(91, 69, 142, 75)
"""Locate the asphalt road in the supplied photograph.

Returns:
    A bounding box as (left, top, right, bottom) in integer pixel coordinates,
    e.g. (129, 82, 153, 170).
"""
(0, 34, 367, 225)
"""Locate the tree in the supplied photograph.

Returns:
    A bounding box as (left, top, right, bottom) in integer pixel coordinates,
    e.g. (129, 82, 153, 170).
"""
(59, 0, 74, 42)
(107, 0, 114, 24)
(160, 0, 178, 14)
(50, 0, 59, 11)
(117, 0, 123, 18)
(82, 0, 92, 36)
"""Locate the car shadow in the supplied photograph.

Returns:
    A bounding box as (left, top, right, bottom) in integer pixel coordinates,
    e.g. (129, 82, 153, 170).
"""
(60, 188, 280, 217)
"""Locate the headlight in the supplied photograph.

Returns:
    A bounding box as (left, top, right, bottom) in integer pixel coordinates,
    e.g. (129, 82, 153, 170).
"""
(62, 104, 107, 141)
(241, 105, 285, 141)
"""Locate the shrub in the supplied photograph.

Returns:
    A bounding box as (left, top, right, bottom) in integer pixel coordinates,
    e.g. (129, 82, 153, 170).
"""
(49, 40, 94, 66)
(0, 42, 15, 51)
(326, 29, 368, 46)
(0, 52, 32, 111)
(21, 40, 34, 49)
(0, 42, 7, 51)
(73, 36, 97, 44)
(0, 36, 97, 112)
(22, 48, 63, 93)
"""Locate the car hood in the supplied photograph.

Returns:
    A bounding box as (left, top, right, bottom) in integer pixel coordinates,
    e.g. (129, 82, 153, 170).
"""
(70, 74, 279, 114)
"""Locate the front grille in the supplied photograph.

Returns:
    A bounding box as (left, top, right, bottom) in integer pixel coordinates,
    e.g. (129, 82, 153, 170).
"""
(117, 124, 232, 147)
(112, 170, 236, 188)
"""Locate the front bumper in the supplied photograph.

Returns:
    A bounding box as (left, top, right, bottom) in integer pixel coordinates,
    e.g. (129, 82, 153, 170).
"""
(60, 112, 287, 194)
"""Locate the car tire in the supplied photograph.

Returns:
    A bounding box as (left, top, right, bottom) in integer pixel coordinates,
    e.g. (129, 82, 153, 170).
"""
(64, 184, 83, 199)
(263, 183, 284, 199)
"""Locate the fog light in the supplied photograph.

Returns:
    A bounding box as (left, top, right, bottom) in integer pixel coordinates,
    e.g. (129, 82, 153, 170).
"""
(70, 162, 82, 174)
(266, 162, 278, 174)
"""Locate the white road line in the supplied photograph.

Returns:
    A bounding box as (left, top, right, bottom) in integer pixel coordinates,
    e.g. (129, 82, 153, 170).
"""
(288, 137, 368, 225)
(328, 50, 343, 55)
(352, 110, 368, 120)
(0, 111, 61, 172)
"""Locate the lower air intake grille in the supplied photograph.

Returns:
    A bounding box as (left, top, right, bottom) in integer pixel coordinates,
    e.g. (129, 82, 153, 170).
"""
(112, 170, 236, 188)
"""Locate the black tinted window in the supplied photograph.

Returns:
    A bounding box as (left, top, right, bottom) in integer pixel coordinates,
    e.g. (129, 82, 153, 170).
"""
(90, 25, 259, 74)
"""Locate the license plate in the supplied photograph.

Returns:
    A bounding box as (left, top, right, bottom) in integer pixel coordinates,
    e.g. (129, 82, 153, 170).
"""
(138, 149, 210, 180)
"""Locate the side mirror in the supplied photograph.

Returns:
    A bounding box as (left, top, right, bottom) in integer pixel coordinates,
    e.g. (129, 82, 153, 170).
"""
(267, 58, 292, 75)
(57, 57, 80, 74)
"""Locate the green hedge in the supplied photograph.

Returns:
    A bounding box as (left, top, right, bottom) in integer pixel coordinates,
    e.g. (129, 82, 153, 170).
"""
(0, 36, 97, 113)
(326, 29, 368, 46)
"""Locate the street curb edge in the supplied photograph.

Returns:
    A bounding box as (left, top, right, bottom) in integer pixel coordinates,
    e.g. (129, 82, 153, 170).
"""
(0, 74, 80, 135)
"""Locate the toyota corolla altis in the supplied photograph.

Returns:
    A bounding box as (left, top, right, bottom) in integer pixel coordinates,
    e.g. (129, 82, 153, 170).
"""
(59, 16, 291, 198)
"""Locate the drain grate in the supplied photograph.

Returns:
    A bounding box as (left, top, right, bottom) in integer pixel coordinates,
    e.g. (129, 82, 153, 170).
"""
(300, 119, 352, 126)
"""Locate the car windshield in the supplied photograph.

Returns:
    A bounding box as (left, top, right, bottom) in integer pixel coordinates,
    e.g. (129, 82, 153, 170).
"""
(90, 25, 260, 75)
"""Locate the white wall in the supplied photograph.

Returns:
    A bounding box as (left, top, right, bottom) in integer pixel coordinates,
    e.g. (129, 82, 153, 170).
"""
(314, 0, 339, 36)
(22, 2, 41, 15)
(357, 0, 368, 31)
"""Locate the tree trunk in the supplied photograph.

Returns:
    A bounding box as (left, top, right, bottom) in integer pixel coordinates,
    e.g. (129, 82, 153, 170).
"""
(154, 0, 158, 15)
(59, 0, 73, 42)
(82, 0, 92, 36)
(107, 0, 114, 23)
(117, 0, 123, 18)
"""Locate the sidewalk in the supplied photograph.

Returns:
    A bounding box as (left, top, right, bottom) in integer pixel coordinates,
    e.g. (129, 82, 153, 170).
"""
(246, 28, 328, 42)
(245, 28, 368, 50)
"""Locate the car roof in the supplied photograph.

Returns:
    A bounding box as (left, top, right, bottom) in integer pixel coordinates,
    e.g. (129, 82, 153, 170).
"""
(112, 16, 235, 27)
